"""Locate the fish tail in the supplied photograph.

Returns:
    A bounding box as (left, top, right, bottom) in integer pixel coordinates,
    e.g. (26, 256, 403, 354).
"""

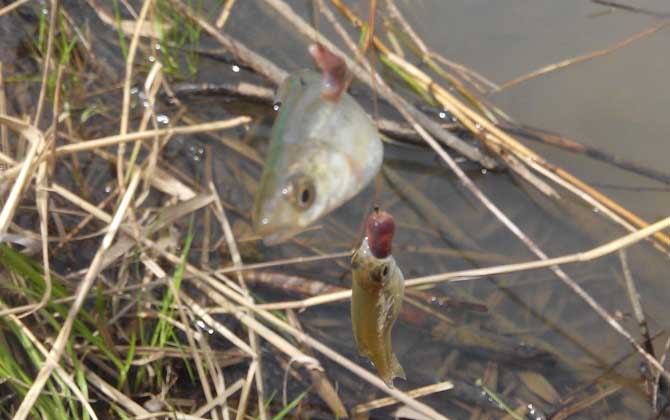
(391, 352, 406, 381)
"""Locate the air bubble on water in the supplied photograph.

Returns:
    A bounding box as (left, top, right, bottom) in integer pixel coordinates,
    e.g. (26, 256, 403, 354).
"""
(104, 184, 112, 193)
(232, 65, 240, 73)
(155, 43, 162, 51)
(475, 123, 482, 131)
(438, 111, 447, 119)
(148, 56, 156, 63)
(130, 87, 139, 95)
(195, 319, 214, 335)
(261, 217, 269, 226)
(273, 104, 281, 111)
(156, 114, 170, 125)
(481, 169, 488, 175)
(593, 207, 600, 213)
(41, 8, 48, 15)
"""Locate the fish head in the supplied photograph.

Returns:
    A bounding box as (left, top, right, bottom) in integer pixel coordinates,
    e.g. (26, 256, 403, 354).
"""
(252, 70, 383, 244)
(351, 238, 396, 291)
(253, 144, 360, 244)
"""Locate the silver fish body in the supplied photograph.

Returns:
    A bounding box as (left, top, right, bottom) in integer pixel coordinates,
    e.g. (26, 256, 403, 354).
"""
(351, 237, 406, 387)
(253, 70, 383, 244)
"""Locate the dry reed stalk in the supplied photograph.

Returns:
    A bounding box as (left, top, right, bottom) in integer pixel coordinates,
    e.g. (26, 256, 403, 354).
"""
(12, 170, 142, 420)
(385, 0, 499, 93)
(27, 65, 64, 319)
(0, 63, 8, 153)
(117, 0, 152, 191)
(84, 367, 151, 417)
(619, 250, 653, 356)
(354, 380, 454, 415)
(0, 301, 99, 420)
(209, 181, 267, 420)
(126, 61, 163, 184)
(168, 279, 222, 420)
(55, 117, 250, 155)
(179, 293, 256, 358)
(193, 378, 245, 418)
(235, 360, 258, 420)
(0, 116, 44, 235)
(496, 21, 669, 92)
(215, 0, 237, 28)
(286, 310, 348, 418)
(33, 0, 58, 126)
(0, 0, 31, 17)
(214, 250, 352, 274)
(201, 146, 213, 269)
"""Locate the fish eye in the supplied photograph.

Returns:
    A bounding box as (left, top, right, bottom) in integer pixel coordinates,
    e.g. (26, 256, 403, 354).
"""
(286, 174, 316, 209)
(372, 264, 389, 283)
(296, 183, 315, 208)
(272, 101, 282, 111)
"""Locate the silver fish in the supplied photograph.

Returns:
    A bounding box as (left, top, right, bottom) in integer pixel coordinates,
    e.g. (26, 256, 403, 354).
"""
(252, 70, 383, 244)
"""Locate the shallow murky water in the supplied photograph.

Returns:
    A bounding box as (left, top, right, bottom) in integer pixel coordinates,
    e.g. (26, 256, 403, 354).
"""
(3, 0, 670, 417)
(200, 1, 670, 417)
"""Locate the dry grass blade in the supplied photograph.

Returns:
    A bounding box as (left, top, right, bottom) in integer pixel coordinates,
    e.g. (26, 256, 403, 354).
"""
(32, 0, 58, 126)
(216, 0, 237, 28)
(193, 378, 245, 418)
(495, 21, 669, 92)
(209, 181, 267, 420)
(0, 116, 45, 235)
(117, 0, 152, 190)
(354, 380, 454, 415)
(0, 0, 31, 17)
(286, 310, 348, 418)
(56, 117, 251, 155)
(12, 170, 142, 420)
(235, 360, 258, 420)
(180, 293, 256, 357)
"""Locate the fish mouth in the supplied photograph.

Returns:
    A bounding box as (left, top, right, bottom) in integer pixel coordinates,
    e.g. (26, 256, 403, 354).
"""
(253, 216, 306, 245)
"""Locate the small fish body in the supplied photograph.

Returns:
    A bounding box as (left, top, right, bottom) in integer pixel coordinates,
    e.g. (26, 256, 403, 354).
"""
(351, 234, 405, 387)
(252, 69, 383, 244)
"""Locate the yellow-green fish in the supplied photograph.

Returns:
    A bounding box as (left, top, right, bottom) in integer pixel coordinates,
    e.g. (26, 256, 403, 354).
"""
(252, 61, 382, 244)
(351, 209, 405, 387)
